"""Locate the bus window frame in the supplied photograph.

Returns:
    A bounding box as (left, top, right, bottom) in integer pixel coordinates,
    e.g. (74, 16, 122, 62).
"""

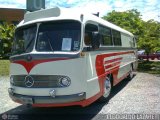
(112, 29, 122, 46)
(99, 25, 113, 46)
(83, 21, 99, 50)
(34, 20, 82, 53)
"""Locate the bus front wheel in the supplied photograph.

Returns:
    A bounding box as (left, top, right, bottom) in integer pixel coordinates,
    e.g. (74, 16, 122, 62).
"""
(98, 75, 112, 102)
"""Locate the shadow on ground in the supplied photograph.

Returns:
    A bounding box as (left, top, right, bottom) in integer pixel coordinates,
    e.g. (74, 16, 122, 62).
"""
(1, 76, 135, 120)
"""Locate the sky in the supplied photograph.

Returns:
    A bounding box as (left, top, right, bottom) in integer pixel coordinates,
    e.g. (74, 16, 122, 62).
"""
(0, 0, 159, 22)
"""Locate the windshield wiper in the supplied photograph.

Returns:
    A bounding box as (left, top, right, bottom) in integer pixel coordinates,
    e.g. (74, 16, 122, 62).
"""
(25, 38, 33, 52)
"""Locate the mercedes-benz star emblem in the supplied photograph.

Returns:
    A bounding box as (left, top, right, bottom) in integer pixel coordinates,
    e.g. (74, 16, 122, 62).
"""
(24, 76, 34, 87)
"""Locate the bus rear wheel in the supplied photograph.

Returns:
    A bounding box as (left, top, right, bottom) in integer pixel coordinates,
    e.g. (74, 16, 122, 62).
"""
(127, 64, 133, 80)
(98, 75, 112, 102)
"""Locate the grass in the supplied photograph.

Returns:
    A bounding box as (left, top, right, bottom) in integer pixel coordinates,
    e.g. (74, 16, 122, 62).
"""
(138, 61, 160, 74)
(0, 60, 10, 76)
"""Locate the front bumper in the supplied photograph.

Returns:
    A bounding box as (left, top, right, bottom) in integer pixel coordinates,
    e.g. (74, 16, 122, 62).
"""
(8, 88, 86, 105)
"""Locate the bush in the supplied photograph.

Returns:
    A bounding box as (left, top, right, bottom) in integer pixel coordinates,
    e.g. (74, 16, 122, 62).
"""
(0, 60, 10, 76)
(138, 61, 160, 74)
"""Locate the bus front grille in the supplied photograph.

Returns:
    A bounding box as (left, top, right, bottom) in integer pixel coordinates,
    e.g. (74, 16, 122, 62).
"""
(11, 75, 65, 88)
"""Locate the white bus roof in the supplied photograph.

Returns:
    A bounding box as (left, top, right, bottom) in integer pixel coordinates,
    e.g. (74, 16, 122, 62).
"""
(18, 7, 133, 36)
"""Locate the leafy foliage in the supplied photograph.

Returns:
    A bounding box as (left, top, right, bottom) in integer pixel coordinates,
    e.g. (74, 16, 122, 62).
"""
(0, 60, 10, 75)
(0, 22, 15, 59)
(138, 61, 160, 74)
(103, 9, 144, 36)
(138, 20, 160, 54)
(103, 10, 160, 55)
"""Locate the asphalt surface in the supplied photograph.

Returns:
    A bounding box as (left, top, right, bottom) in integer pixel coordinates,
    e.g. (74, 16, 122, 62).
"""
(0, 72, 160, 120)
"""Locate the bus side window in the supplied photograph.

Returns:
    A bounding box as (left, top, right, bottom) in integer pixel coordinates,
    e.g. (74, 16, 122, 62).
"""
(84, 33, 91, 45)
(112, 30, 121, 46)
(99, 25, 112, 46)
(84, 23, 99, 50)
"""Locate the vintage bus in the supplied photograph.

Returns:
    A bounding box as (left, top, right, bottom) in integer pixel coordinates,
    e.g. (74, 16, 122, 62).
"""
(8, 7, 137, 107)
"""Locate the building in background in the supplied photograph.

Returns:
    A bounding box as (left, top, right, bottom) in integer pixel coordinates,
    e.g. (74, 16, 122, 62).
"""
(0, 8, 25, 25)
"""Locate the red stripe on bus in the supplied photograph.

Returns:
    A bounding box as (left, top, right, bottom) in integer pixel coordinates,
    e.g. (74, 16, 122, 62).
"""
(33, 51, 134, 107)
(105, 61, 121, 70)
(95, 51, 134, 99)
(12, 58, 69, 73)
(104, 57, 122, 65)
(12, 51, 134, 107)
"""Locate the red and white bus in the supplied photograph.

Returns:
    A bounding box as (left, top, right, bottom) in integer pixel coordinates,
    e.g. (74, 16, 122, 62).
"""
(8, 7, 138, 107)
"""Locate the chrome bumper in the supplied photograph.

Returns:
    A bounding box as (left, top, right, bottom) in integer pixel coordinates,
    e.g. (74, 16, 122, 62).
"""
(8, 88, 86, 104)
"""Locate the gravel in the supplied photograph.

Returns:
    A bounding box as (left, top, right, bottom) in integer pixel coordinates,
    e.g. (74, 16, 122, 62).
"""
(100, 73, 160, 114)
(0, 77, 20, 113)
(0, 72, 160, 120)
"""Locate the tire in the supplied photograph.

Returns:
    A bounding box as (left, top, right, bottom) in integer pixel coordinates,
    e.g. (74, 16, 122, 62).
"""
(127, 65, 133, 80)
(98, 75, 112, 102)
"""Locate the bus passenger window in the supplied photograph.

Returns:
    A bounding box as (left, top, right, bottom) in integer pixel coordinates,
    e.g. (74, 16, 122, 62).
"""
(84, 33, 91, 45)
(112, 30, 121, 46)
(84, 23, 98, 49)
(99, 25, 112, 46)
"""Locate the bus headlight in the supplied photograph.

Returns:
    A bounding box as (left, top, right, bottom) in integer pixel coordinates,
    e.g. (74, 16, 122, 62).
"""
(10, 76, 14, 85)
(59, 77, 71, 87)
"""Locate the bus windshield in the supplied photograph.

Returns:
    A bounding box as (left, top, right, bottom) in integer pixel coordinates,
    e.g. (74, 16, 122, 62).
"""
(13, 25, 37, 55)
(12, 21, 81, 56)
(36, 21, 81, 52)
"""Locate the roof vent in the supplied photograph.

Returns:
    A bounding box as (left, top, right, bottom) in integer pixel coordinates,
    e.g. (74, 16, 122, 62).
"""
(24, 7, 60, 23)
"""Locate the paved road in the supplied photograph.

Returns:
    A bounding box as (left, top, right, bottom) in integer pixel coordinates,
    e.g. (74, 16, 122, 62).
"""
(0, 73, 160, 120)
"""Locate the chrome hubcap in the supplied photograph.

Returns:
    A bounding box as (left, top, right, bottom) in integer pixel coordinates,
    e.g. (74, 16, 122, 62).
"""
(103, 77, 111, 98)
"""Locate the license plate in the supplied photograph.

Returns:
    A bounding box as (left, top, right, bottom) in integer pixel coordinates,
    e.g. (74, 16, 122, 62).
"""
(20, 97, 33, 104)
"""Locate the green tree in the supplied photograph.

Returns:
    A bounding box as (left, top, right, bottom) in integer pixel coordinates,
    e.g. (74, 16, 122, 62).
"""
(103, 10, 160, 61)
(102, 9, 144, 37)
(138, 20, 160, 60)
(0, 22, 15, 59)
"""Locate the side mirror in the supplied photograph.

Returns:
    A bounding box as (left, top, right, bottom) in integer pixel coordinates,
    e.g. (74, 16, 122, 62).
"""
(91, 32, 100, 50)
